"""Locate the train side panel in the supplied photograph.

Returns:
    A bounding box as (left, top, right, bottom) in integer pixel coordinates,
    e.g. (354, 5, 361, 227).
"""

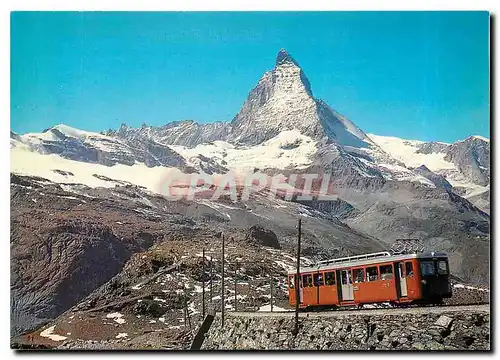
(318, 282, 339, 307)
(352, 263, 398, 304)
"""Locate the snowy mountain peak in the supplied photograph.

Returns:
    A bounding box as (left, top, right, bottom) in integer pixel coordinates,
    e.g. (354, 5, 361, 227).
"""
(469, 135, 489, 143)
(48, 124, 99, 139)
(228, 50, 375, 149)
(275, 48, 299, 67)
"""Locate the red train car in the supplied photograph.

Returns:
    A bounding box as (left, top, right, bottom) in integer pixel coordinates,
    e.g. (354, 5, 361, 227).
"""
(287, 251, 452, 309)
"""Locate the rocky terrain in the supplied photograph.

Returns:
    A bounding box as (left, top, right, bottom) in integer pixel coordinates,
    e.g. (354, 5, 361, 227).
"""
(10, 49, 490, 350)
(11, 183, 489, 350)
(10, 173, 387, 339)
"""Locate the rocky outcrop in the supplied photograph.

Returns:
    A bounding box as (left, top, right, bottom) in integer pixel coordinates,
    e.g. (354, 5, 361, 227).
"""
(106, 121, 231, 149)
(412, 165, 452, 191)
(245, 225, 281, 249)
(467, 188, 490, 215)
(203, 310, 490, 350)
(444, 136, 490, 186)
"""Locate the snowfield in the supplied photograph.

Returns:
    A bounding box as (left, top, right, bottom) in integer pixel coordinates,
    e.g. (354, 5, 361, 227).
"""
(169, 129, 318, 172)
(10, 143, 184, 194)
(368, 133, 454, 172)
(368, 133, 489, 195)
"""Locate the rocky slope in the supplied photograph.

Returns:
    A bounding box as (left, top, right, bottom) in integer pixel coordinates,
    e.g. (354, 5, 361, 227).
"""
(10, 174, 386, 338)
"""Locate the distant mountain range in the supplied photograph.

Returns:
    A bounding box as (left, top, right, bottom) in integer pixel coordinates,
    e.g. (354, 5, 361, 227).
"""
(10, 49, 490, 336)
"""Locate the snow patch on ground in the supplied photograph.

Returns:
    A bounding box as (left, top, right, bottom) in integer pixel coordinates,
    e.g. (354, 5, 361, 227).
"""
(453, 283, 489, 292)
(257, 304, 291, 312)
(192, 284, 204, 293)
(274, 260, 294, 271)
(40, 325, 67, 341)
(106, 312, 126, 324)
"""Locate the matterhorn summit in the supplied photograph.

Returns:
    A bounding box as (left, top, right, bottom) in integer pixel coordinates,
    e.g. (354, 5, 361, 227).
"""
(228, 49, 375, 148)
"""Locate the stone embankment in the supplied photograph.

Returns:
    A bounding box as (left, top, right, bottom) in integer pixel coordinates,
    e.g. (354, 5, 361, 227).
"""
(202, 305, 490, 350)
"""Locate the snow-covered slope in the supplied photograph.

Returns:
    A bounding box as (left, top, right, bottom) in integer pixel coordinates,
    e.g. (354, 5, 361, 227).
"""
(11, 124, 187, 169)
(368, 133, 490, 196)
(11, 125, 438, 197)
(10, 142, 184, 194)
(169, 130, 317, 172)
(367, 134, 454, 171)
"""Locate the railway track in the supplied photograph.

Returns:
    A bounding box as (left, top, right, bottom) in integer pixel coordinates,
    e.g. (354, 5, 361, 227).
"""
(227, 303, 490, 318)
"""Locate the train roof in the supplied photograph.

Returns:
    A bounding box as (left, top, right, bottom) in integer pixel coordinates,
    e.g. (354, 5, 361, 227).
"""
(286, 251, 449, 275)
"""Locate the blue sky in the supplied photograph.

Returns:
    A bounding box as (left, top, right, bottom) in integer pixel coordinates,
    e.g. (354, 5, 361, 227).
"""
(11, 11, 489, 142)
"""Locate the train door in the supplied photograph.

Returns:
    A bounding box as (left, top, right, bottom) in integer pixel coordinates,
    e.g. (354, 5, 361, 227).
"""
(340, 269, 354, 301)
(404, 261, 419, 299)
(301, 274, 315, 306)
(288, 275, 295, 305)
(395, 262, 408, 297)
(313, 273, 324, 305)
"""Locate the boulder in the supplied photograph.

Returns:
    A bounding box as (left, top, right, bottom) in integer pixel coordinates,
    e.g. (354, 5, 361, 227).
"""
(245, 225, 281, 249)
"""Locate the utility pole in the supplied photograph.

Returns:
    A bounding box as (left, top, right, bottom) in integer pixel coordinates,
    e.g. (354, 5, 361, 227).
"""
(221, 233, 225, 328)
(270, 276, 274, 312)
(209, 255, 213, 310)
(294, 218, 302, 335)
(234, 264, 238, 312)
(183, 286, 187, 333)
(202, 248, 205, 319)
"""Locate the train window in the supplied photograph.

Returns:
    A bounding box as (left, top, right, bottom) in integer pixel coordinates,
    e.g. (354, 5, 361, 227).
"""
(325, 272, 336, 285)
(380, 265, 393, 280)
(420, 261, 435, 276)
(289, 276, 295, 289)
(313, 273, 324, 286)
(366, 267, 378, 281)
(437, 260, 449, 275)
(405, 262, 414, 277)
(341, 271, 352, 285)
(302, 274, 313, 287)
(353, 268, 364, 283)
